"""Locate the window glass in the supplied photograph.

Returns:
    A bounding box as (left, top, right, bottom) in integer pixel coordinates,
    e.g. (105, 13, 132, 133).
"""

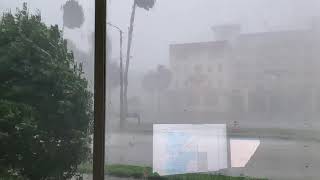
(106, 0, 320, 180)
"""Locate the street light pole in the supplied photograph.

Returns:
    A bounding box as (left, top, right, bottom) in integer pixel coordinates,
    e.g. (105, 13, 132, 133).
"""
(107, 22, 125, 128)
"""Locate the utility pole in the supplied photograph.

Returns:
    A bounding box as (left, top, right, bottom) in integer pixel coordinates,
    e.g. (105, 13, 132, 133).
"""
(107, 22, 125, 128)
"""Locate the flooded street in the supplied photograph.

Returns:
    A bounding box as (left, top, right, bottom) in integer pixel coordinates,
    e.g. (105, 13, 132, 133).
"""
(106, 119, 320, 180)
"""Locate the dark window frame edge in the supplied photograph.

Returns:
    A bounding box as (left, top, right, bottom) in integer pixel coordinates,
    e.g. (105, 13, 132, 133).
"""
(93, 0, 107, 179)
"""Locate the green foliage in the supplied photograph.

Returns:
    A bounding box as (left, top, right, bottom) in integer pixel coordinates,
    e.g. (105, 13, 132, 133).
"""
(106, 164, 158, 179)
(166, 174, 267, 180)
(0, 3, 93, 179)
(77, 164, 267, 180)
(77, 162, 92, 175)
(105, 164, 267, 180)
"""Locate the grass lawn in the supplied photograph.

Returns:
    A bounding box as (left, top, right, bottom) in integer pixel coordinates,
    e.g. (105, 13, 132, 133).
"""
(78, 163, 268, 180)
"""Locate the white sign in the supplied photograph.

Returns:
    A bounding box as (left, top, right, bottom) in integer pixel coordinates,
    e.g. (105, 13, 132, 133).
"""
(153, 124, 228, 175)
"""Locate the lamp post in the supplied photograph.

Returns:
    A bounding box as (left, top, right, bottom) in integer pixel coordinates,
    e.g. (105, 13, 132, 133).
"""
(107, 22, 125, 128)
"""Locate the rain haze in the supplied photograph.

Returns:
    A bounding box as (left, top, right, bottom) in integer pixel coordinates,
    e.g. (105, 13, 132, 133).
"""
(107, 0, 320, 71)
(2, 0, 320, 71)
(3, 1, 320, 180)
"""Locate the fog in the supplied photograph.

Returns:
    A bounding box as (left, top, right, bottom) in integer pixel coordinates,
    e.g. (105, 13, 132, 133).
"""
(3, 1, 320, 179)
(108, 0, 320, 71)
(107, 1, 320, 180)
(0, 0, 94, 51)
(2, 0, 320, 71)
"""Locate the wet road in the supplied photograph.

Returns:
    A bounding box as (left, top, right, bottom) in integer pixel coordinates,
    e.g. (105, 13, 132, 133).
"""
(106, 130, 320, 180)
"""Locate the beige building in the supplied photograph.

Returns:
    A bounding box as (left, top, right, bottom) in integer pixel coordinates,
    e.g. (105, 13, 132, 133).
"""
(169, 40, 231, 112)
(168, 24, 320, 116)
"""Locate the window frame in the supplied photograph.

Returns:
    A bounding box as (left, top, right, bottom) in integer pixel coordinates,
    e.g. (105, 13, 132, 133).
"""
(93, 0, 107, 179)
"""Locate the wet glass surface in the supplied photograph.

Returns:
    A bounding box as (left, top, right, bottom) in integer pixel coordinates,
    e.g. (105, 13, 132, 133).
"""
(106, 1, 320, 180)
(2, 0, 320, 179)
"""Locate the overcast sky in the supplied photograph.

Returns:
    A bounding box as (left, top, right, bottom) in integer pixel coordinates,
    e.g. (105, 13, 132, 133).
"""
(2, 0, 320, 72)
(0, 0, 94, 51)
(109, 0, 320, 71)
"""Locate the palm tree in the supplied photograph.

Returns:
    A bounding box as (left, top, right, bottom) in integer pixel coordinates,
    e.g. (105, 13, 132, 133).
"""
(122, 0, 156, 127)
(62, 0, 84, 29)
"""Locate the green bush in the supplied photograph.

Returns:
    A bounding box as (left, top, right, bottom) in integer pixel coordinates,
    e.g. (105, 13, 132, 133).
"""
(106, 164, 159, 178)
(77, 162, 93, 175)
(105, 164, 268, 180)
(166, 174, 267, 180)
(77, 163, 267, 180)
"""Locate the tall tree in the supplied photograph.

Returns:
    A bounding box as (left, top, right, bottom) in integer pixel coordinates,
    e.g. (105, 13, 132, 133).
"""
(0, 4, 92, 179)
(123, 0, 156, 124)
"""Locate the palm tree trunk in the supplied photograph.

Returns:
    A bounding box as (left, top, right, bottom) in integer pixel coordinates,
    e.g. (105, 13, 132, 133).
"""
(123, 0, 137, 123)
